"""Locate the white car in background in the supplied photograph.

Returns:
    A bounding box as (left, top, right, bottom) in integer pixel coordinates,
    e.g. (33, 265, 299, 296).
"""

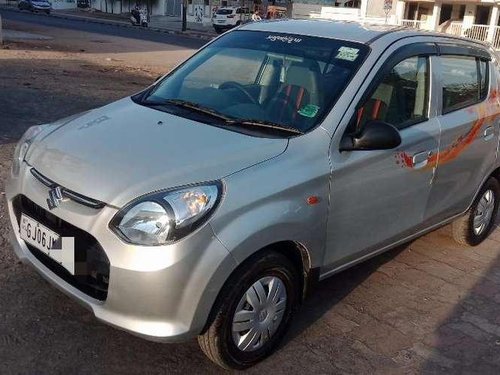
(212, 7, 251, 33)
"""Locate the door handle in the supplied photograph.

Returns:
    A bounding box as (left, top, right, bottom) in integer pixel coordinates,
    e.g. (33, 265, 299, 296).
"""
(484, 126, 495, 141)
(412, 150, 433, 167)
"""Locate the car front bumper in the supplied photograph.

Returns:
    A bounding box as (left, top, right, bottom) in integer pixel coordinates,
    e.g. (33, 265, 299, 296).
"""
(5, 162, 237, 342)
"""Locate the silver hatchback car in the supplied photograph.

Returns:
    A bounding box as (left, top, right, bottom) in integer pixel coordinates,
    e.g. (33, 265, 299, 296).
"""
(6, 20, 500, 369)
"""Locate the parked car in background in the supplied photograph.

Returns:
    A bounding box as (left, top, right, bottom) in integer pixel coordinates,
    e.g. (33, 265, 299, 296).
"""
(6, 20, 500, 370)
(212, 7, 250, 33)
(18, 0, 52, 14)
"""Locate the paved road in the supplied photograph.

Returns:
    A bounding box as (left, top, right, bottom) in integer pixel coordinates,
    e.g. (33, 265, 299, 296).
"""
(0, 8, 206, 49)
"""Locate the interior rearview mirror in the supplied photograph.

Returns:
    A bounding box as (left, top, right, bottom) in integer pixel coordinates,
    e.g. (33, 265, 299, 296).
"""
(339, 120, 402, 152)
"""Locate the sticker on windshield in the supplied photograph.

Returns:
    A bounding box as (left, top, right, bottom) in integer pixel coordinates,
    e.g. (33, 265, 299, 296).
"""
(266, 35, 303, 44)
(336, 47, 359, 62)
(298, 104, 320, 118)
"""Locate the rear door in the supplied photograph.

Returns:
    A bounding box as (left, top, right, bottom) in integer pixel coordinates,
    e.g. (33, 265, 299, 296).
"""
(425, 44, 500, 223)
(324, 42, 441, 271)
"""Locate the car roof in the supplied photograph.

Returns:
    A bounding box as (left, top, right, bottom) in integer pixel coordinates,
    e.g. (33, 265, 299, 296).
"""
(239, 19, 489, 48)
(239, 19, 404, 44)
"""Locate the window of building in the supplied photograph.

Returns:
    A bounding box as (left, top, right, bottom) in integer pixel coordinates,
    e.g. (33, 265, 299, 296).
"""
(441, 55, 488, 114)
(356, 56, 429, 130)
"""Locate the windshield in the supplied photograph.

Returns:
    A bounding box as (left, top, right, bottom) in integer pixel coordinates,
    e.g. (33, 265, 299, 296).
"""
(216, 9, 234, 15)
(142, 31, 369, 134)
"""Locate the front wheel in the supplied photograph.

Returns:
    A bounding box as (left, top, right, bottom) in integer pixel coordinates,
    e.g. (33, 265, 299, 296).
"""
(198, 251, 300, 370)
(452, 177, 500, 246)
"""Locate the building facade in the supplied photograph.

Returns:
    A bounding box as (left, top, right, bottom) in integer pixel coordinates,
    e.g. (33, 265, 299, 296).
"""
(395, 0, 500, 47)
(293, 0, 500, 48)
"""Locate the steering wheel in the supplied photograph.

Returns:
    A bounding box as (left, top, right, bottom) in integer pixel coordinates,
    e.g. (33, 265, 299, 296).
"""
(219, 81, 259, 105)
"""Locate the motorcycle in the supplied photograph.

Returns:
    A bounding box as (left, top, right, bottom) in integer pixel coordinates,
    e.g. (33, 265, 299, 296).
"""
(130, 8, 149, 27)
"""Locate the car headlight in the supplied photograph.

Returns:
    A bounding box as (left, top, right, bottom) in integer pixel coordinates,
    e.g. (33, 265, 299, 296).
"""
(12, 125, 46, 176)
(110, 183, 222, 246)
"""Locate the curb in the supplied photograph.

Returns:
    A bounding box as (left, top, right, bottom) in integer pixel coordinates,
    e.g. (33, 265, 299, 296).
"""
(0, 6, 215, 41)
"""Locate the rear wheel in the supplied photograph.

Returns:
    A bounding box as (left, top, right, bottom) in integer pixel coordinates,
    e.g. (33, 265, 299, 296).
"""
(198, 251, 300, 370)
(452, 177, 500, 246)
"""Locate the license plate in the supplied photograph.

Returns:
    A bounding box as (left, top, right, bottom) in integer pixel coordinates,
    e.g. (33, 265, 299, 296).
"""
(20, 214, 75, 275)
(217, 20, 225, 24)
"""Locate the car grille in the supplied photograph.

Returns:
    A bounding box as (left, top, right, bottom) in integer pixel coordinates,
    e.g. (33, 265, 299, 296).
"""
(30, 168, 105, 209)
(12, 195, 110, 301)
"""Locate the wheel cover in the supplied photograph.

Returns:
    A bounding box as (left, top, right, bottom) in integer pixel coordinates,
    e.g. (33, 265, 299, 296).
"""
(473, 189, 495, 236)
(232, 276, 287, 352)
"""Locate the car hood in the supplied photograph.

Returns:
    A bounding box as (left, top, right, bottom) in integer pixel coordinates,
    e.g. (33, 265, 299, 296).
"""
(27, 98, 288, 207)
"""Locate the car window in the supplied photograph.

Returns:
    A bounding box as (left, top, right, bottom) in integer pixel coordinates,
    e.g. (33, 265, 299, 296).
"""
(441, 55, 487, 114)
(356, 56, 429, 131)
(216, 9, 233, 15)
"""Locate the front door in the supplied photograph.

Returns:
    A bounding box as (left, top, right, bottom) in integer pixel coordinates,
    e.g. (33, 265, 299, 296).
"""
(324, 49, 440, 271)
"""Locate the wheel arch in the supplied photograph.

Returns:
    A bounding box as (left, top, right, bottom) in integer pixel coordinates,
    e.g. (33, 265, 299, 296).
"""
(198, 240, 317, 335)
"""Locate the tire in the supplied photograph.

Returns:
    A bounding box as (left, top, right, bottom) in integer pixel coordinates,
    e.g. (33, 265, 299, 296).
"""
(198, 251, 300, 370)
(452, 177, 500, 246)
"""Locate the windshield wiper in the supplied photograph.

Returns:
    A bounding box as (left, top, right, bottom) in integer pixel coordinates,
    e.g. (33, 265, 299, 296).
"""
(142, 98, 234, 122)
(141, 98, 304, 135)
(227, 119, 304, 135)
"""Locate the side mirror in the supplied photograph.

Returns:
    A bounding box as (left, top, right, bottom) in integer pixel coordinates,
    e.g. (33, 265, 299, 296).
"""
(340, 120, 402, 152)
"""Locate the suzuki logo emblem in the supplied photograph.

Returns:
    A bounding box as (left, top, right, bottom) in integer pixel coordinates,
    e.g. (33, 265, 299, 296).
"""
(47, 186, 66, 210)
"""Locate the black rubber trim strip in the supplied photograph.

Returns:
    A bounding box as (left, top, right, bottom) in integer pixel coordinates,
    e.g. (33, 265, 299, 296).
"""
(365, 26, 408, 45)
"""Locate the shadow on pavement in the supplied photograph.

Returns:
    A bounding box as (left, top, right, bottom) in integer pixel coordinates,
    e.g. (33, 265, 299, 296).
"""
(290, 245, 408, 342)
(419, 219, 500, 374)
